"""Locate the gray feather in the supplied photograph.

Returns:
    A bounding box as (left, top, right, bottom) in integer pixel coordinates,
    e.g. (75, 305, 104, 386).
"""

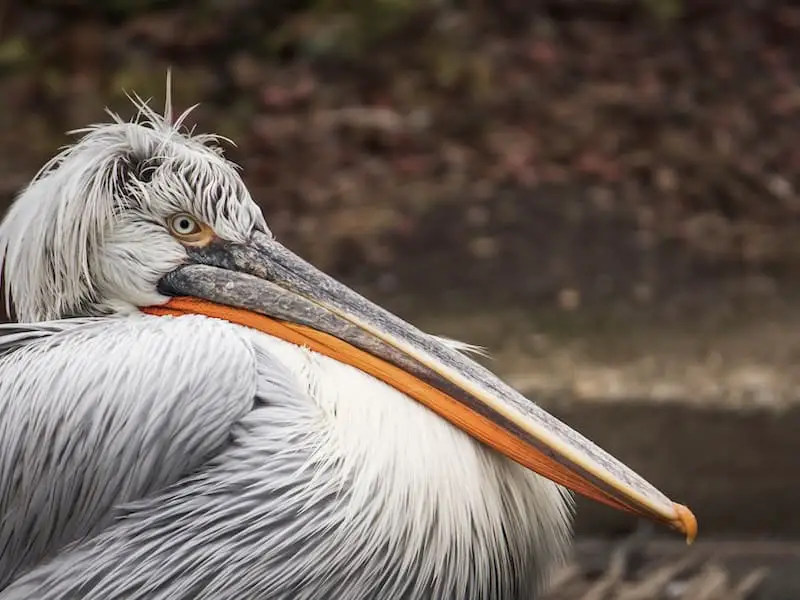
(0, 314, 257, 589)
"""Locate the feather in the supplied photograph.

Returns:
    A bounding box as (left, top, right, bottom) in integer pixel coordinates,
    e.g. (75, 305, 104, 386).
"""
(1, 323, 571, 599)
(0, 314, 256, 589)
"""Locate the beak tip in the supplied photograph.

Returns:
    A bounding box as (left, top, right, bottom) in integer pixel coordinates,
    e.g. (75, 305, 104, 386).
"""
(672, 502, 698, 545)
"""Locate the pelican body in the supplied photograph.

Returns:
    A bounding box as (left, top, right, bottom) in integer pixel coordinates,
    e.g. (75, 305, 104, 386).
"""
(0, 95, 695, 599)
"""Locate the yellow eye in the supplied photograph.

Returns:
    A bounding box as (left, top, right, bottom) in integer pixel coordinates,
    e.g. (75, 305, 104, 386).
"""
(168, 214, 213, 246)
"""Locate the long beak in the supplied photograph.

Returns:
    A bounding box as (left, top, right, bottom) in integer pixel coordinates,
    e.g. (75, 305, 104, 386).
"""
(143, 231, 696, 543)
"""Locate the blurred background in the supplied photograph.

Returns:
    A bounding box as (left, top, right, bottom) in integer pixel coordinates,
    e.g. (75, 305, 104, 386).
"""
(2, 0, 800, 597)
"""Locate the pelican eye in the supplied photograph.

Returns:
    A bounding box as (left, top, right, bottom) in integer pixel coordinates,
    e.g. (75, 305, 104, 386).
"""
(168, 214, 213, 246)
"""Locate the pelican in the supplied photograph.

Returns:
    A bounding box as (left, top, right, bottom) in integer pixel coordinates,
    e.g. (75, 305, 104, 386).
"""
(0, 92, 695, 600)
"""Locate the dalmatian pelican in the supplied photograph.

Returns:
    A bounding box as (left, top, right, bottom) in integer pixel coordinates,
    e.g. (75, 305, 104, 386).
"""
(0, 91, 695, 600)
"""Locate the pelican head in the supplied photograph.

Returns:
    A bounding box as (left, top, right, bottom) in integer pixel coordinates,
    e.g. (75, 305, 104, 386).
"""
(0, 94, 695, 597)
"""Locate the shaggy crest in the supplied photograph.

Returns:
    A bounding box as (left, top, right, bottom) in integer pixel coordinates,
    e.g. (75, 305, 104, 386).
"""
(0, 84, 266, 322)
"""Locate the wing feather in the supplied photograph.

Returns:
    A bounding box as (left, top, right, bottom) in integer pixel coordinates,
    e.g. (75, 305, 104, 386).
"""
(0, 314, 257, 588)
(0, 331, 329, 600)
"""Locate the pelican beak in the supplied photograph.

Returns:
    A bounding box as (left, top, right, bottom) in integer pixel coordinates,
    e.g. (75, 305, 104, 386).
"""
(144, 231, 697, 543)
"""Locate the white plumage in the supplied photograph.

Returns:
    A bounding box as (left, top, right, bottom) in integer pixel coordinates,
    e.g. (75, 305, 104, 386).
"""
(0, 316, 570, 599)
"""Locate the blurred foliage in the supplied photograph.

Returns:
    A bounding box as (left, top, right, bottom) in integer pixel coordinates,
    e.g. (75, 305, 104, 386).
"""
(18, 0, 178, 21)
(0, 36, 30, 66)
(2, 0, 799, 310)
(641, 0, 683, 21)
(274, 0, 428, 58)
(9, 0, 688, 68)
(17, 0, 687, 32)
